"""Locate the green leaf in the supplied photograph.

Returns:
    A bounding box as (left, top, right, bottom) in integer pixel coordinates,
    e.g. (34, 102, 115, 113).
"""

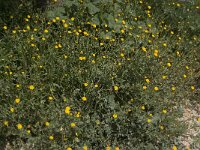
(85, 2, 100, 15)
(91, 14, 100, 25)
(64, 0, 78, 7)
(106, 95, 116, 110)
(47, 7, 65, 19)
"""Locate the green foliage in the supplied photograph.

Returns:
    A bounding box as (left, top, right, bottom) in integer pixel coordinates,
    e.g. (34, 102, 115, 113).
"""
(0, 0, 199, 149)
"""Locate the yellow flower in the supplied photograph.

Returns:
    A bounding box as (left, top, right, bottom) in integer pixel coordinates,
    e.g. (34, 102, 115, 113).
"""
(147, 119, 151, 123)
(171, 87, 176, 91)
(163, 43, 167, 47)
(82, 96, 87, 101)
(64, 55, 68, 59)
(172, 145, 177, 150)
(17, 123, 23, 130)
(142, 46, 147, 52)
(48, 96, 53, 101)
(113, 113, 118, 119)
(183, 74, 187, 78)
(106, 145, 111, 150)
(29, 85, 35, 90)
(65, 106, 71, 114)
(3, 120, 9, 126)
(162, 109, 167, 114)
(55, 17, 60, 20)
(71, 123, 76, 127)
(75, 112, 81, 118)
(121, 29, 125, 33)
(71, 17, 75, 21)
(83, 31, 89, 36)
(45, 122, 50, 127)
(15, 98, 20, 104)
(145, 79, 150, 83)
(10, 107, 15, 113)
(160, 125, 164, 130)
(26, 25, 30, 30)
(143, 86, 147, 90)
(141, 106, 145, 110)
(154, 87, 159, 91)
(12, 30, 16, 34)
(66, 147, 72, 150)
(58, 44, 62, 48)
(79, 56, 86, 60)
(49, 135, 54, 140)
(27, 130, 31, 134)
(44, 29, 48, 33)
(83, 145, 88, 150)
(167, 63, 172, 67)
(197, 117, 200, 122)
(115, 146, 120, 150)
(16, 84, 20, 88)
(64, 23, 68, 28)
(162, 75, 167, 79)
(94, 84, 99, 88)
(54, 44, 59, 48)
(154, 50, 159, 57)
(120, 53, 124, 57)
(114, 85, 119, 91)
(3, 26, 7, 30)
(84, 82, 88, 87)
(191, 86, 195, 90)
(92, 24, 96, 28)
(31, 43, 35, 47)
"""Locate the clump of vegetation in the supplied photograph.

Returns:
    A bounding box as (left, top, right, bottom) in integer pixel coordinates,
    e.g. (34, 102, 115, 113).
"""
(0, 0, 199, 149)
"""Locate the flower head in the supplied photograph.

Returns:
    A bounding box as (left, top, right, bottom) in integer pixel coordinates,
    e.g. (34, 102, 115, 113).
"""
(172, 145, 177, 150)
(49, 135, 54, 140)
(15, 98, 20, 104)
(29, 85, 35, 90)
(3, 120, 8, 126)
(65, 106, 71, 114)
(17, 123, 23, 130)
(81, 96, 87, 101)
(83, 145, 88, 150)
(113, 113, 118, 119)
(114, 85, 119, 91)
(45, 122, 50, 127)
(48, 96, 53, 101)
(147, 119, 151, 123)
(71, 122, 76, 127)
(154, 87, 159, 91)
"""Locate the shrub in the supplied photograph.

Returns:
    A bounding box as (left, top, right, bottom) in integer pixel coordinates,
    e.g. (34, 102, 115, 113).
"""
(0, 0, 199, 149)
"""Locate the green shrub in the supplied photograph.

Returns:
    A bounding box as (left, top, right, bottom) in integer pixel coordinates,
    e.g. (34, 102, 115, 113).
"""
(0, 0, 199, 149)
